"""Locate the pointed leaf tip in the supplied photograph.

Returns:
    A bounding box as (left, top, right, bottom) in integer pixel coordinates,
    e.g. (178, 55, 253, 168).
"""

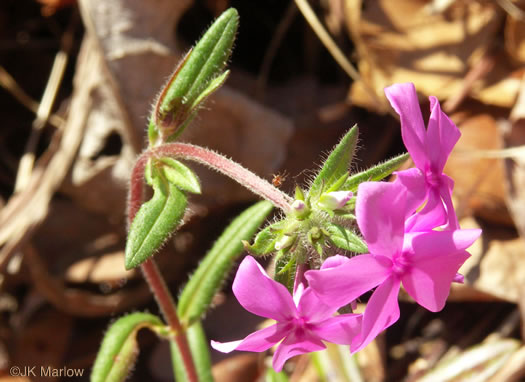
(309, 125, 359, 199)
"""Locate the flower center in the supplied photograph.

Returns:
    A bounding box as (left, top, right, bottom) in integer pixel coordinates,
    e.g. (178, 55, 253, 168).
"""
(424, 168, 441, 189)
(425, 168, 441, 188)
(291, 316, 312, 339)
(391, 251, 410, 276)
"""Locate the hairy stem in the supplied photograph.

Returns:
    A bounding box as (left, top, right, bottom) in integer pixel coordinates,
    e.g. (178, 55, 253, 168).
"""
(128, 158, 199, 382)
(152, 142, 293, 212)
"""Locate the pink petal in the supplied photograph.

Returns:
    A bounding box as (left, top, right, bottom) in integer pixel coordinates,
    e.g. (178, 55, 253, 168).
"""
(211, 322, 290, 353)
(426, 96, 461, 173)
(356, 182, 406, 256)
(320, 255, 351, 270)
(233, 256, 297, 322)
(402, 230, 481, 311)
(385, 83, 428, 169)
(298, 288, 339, 322)
(312, 314, 362, 345)
(408, 229, 481, 258)
(405, 188, 447, 232)
(351, 277, 401, 352)
(402, 250, 470, 312)
(305, 254, 392, 308)
(272, 331, 326, 372)
(394, 168, 428, 223)
(453, 273, 465, 283)
(440, 174, 459, 230)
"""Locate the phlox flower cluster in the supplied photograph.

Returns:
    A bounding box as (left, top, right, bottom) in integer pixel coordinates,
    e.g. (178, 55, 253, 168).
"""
(212, 83, 482, 371)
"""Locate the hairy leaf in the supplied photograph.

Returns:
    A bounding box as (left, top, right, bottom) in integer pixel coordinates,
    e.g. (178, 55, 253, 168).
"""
(344, 153, 409, 191)
(324, 222, 368, 253)
(153, 8, 239, 142)
(309, 125, 358, 199)
(91, 313, 163, 382)
(125, 171, 187, 269)
(160, 157, 201, 194)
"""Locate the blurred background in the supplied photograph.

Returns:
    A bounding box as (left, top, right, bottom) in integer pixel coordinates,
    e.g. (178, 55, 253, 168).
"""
(0, 0, 524, 381)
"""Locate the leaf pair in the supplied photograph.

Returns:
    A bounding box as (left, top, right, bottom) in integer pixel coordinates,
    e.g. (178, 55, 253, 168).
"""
(149, 8, 239, 144)
(125, 158, 200, 270)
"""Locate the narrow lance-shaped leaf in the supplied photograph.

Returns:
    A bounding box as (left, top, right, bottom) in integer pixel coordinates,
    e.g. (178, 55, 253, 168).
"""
(91, 313, 163, 382)
(177, 201, 273, 325)
(151, 8, 239, 143)
(343, 152, 409, 191)
(324, 222, 368, 253)
(171, 322, 213, 382)
(125, 164, 187, 269)
(309, 125, 358, 199)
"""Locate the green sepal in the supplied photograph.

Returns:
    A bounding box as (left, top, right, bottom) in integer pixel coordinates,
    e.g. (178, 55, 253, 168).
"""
(326, 172, 350, 193)
(177, 201, 273, 325)
(171, 322, 213, 382)
(324, 222, 368, 253)
(295, 185, 305, 201)
(159, 157, 201, 194)
(125, 166, 187, 269)
(152, 8, 239, 143)
(275, 252, 296, 293)
(91, 313, 163, 382)
(308, 125, 358, 199)
(343, 152, 409, 191)
(243, 224, 279, 256)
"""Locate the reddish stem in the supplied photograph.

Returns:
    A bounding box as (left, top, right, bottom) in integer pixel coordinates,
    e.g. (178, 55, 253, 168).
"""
(128, 155, 198, 382)
(152, 142, 293, 212)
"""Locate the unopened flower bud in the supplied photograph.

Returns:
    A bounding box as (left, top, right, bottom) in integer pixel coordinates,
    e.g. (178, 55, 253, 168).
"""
(291, 199, 309, 219)
(318, 191, 353, 211)
(275, 234, 295, 251)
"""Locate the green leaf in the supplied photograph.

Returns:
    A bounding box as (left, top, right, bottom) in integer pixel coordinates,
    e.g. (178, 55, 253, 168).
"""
(188, 70, 230, 112)
(171, 322, 213, 382)
(244, 223, 280, 256)
(153, 8, 239, 142)
(325, 222, 367, 253)
(91, 313, 163, 382)
(343, 152, 409, 191)
(160, 157, 201, 194)
(177, 201, 273, 325)
(125, 170, 187, 270)
(309, 125, 358, 199)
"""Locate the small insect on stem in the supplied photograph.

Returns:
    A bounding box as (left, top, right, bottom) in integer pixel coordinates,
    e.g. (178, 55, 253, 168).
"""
(271, 171, 288, 188)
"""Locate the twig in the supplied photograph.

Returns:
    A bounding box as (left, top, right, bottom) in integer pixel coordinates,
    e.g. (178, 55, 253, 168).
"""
(0, 66, 64, 128)
(294, 0, 386, 112)
(14, 9, 78, 193)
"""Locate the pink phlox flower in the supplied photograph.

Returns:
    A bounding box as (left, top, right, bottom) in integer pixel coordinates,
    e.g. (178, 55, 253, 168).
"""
(305, 181, 481, 352)
(385, 82, 461, 231)
(211, 256, 362, 372)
